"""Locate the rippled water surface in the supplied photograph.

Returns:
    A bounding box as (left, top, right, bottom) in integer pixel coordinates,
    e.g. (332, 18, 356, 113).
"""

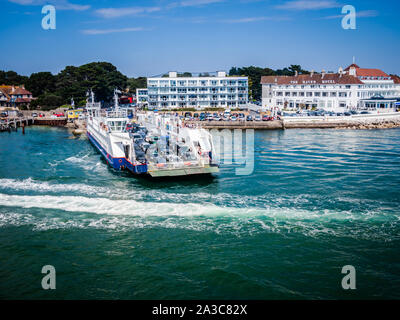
(0, 126, 399, 299)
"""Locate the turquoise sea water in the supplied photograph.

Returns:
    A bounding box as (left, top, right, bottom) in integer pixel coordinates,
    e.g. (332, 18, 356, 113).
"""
(0, 126, 399, 299)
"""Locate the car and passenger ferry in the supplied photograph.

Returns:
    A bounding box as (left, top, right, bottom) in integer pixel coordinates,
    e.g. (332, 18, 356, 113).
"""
(86, 90, 219, 178)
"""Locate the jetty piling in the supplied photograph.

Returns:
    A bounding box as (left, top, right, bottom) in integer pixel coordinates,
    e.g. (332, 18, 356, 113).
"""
(0, 117, 34, 132)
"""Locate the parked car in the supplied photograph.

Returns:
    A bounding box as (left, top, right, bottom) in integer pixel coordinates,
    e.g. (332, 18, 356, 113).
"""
(246, 115, 253, 121)
(262, 115, 270, 121)
(230, 116, 237, 121)
(360, 111, 370, 115)
(254, 115, 261, 121)
(31, 112, 38, 117)
(126, 123, 133, 131)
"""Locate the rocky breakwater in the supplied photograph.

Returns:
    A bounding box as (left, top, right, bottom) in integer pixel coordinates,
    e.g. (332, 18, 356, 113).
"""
(341, 117, 400, 130)
(66, 119, 86, 135)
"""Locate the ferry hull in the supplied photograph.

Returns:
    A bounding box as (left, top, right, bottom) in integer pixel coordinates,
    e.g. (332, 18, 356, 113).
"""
(148, 165, 219, 177)
(87, 131, 147, 174)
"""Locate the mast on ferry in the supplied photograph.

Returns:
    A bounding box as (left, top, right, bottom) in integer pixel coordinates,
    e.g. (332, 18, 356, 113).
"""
(114, 88, 121, 110)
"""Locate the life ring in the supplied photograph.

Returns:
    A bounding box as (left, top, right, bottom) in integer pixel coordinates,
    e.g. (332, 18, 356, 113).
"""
(119, 159, 123, 163)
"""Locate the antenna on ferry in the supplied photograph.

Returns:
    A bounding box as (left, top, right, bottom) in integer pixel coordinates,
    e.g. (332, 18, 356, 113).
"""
(114, 88, 121, 109)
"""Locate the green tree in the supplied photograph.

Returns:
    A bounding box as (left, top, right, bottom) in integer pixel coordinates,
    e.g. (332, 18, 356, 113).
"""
(25, 72, 56, 97)
(0, 70, 28, 85)
(127, 77, 147, 94)
(55, 62, 128, 104)
(229, 66, 275, 101)
(179, 72, 192, 77)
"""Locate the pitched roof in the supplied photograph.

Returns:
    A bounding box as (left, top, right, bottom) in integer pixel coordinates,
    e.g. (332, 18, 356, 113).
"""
(15, 97, 33, 103)
(261, 73, 363, 85)
(0, 88, 10, 100)
(344, 64, 360, 71)
(391, 75, 400, 84)
(356, 68, 389, 77)
(11, 87, 32, 95)
(0, 85, 32, 96)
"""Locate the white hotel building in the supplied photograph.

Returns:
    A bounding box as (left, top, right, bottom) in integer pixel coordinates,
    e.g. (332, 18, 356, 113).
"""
(145, 71, 248, 110)
(261, 64, 400, 112)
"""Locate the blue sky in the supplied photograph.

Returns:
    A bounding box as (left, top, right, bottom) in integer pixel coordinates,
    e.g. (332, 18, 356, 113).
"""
(1, 0, 399, 77)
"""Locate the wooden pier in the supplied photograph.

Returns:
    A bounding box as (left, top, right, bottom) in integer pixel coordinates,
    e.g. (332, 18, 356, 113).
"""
(0, 117, 34, 132)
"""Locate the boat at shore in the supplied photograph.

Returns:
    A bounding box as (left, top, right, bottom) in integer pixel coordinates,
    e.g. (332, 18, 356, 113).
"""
(86, 90, 219, 177)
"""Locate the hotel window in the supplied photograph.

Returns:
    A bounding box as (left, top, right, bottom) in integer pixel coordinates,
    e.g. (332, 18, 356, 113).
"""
(148, 80, 158, 87)
(299, 92, 305, 97)
(285, 92, 290, 97)
(314, 92, 320, 97)
(322, 92, 328, 97)
(160, 80, 169, 87)
(292, 92, 297, 97)
(306, 92, 312, 97)
(330, 92, 337, 97)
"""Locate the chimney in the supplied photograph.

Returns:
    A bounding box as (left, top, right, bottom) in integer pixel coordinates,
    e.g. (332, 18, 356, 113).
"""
(311, 70, 314, 77)
(338, 67, 343, 78)
(11, 85, 15, 93)
(295, 70, 298, 77)
(321, 70, 326, 79)
(168, 71, 177, 78)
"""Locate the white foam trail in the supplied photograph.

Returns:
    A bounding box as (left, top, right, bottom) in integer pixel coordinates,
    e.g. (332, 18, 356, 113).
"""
(0, 193, 263, 217)
(0, 192, 389, 223)
(0, 193, 398, 240)
(0, 178, 107, 196)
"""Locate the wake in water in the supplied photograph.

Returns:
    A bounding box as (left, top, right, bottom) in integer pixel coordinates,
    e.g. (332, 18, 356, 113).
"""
(0, 178, 399, 241)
